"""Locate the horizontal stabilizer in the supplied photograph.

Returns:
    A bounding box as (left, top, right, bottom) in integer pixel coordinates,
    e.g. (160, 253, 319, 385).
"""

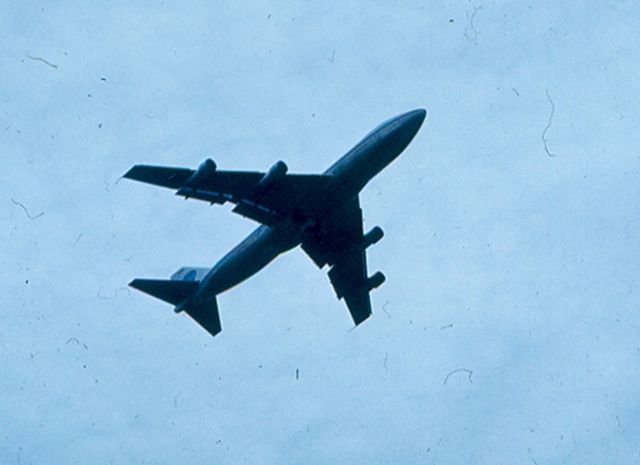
(129, 278, 199, 305)
(183, 299, 222, 337)
(129, 278, 222, 337)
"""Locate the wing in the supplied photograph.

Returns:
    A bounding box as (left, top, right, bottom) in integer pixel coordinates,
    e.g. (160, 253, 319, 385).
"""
(123, 160, 330, 225)
(301, 197, 383, 326)
(328, 248, 373, 325)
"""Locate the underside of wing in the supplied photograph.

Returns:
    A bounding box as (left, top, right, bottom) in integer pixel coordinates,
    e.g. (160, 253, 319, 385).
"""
(301, 196, 364, 268)
(328, 249, 373, 325)
(301, 197, 386, 326)
(124, 159, 331, 225)
(123, 165, 195, 189)
(231, 173, 330, 224)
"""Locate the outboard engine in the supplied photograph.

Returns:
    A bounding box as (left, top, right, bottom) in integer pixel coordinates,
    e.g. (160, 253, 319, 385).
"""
(367, 271, 386, 291)
(187, 158, 217, 186)
(363, 226, 384, 249)
(257, 160, 288, 190)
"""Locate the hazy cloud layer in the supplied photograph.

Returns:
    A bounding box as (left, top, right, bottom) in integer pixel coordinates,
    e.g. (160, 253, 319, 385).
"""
(2, 1, 639, 464)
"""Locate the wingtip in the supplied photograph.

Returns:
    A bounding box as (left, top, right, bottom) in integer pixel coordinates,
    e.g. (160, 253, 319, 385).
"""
(352, 312, 371, 327)
(122, 166, 139, 180)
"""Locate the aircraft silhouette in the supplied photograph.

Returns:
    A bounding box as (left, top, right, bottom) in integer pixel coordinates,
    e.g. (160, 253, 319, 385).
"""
(124, 109, 426, 337)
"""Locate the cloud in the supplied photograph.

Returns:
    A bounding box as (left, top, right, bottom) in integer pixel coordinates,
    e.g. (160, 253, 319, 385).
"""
(2, 1, 639, 463)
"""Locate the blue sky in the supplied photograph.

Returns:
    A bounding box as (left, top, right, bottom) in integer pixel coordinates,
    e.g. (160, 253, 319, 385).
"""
(2, 1, 639, 464)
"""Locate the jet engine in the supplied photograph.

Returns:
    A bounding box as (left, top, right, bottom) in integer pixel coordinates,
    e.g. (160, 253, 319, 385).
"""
(187, 158, 217, 185)
(257, 160, 288, 189)
(363, 226, 384, 249)
(367, 271, 386, 291)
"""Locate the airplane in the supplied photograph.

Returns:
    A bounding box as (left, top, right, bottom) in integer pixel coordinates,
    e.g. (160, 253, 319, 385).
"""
(124, 108, 427, 337)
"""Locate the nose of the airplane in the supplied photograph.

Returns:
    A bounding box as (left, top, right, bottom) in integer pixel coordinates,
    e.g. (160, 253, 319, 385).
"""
(391, 108, 427, 144)
(403, 108, 427, 131)
(372, 108, 427, 164)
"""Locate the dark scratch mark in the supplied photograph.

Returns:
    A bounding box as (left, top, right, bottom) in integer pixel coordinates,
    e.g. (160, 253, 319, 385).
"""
(443, 368, 473, 384)
(542, 89, 556, 157)
(512, 88, 520, 96)
(382, 300, 391, 318)
(295, 368, 299, 380)
(464, 5, 484, 43)
(11, 198, 44, 220)
(326, 50, 336, 64)
(74, 233, 83, 245)
(66, 337, 88, 349)
(440, 323, 454, 330)
(383, 352, 388, 371)
(174, 393, 179, 408)
(616, 415, 621, 428)
(97, 286, 131, 300)
(25, 54, 58, 69)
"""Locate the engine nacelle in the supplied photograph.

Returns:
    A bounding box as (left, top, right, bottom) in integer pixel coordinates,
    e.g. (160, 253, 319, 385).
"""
(187, 158, 217, 185)
(257, 160, 288, 190)
(363, 226, 384, 249)
(367, 271, 386, 291)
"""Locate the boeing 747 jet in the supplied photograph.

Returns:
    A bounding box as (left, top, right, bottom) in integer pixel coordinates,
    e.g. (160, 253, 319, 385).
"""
(124, 109, 427, 337)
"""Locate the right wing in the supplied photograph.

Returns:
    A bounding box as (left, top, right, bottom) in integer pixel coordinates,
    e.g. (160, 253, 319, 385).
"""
(327, 246, 374, 325)
(123, 160, 330, 226)
(301, 197, 384, 326)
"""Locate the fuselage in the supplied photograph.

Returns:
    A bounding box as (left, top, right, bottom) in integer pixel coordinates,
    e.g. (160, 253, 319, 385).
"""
(194, 109, 426, 300)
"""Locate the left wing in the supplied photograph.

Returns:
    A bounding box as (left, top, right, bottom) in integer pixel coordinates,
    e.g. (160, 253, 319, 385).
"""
(301, 197, 385, 325)
(123, 159, 330, 225)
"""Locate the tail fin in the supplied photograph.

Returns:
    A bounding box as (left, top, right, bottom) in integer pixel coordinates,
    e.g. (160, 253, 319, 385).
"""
(170, 266, 209, 282)
(129, 278, 221, 337)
